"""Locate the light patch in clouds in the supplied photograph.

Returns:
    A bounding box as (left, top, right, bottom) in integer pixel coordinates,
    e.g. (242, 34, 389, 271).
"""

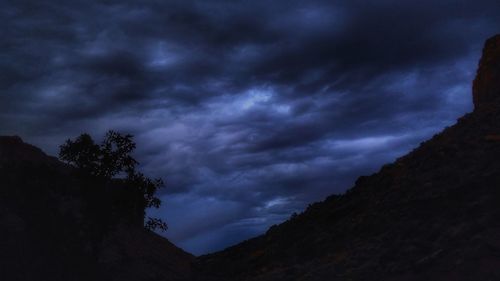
(263, 196, 292, 209)
(241, 88, 272, 110)
(331, 134, 410, 152)
(148, 41, 181, 68)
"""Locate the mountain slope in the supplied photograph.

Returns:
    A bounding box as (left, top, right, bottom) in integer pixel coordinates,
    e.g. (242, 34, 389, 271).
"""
(0, 136, 194, 281)
(194, 35, 500, 281)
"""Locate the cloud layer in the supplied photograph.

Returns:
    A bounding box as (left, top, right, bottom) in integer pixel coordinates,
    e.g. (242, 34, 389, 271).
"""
(1, 0, 499, 254)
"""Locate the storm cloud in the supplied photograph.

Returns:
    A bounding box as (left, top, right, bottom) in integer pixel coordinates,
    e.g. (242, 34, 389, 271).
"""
(1, 0, 499, 254)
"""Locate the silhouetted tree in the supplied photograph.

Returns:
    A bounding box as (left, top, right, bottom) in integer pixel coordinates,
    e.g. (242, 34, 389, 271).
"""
(59, 130, 167, 232)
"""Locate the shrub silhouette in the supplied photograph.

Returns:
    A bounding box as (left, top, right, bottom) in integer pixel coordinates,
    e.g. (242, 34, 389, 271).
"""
(59, 130, 167, 232)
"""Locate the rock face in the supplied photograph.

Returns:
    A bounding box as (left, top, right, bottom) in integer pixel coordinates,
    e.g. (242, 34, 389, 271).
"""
(473, 35, 500, 110)
(195, 35, 500, 280)
(0, 137, 194, 281)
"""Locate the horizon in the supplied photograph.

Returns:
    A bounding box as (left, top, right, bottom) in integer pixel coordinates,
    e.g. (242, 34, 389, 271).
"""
(1, 0, 500, 255)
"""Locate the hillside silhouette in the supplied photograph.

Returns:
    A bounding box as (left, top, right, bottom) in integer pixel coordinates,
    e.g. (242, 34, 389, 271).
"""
(1, 35, 500, 281)
(0, 136, 194, 281)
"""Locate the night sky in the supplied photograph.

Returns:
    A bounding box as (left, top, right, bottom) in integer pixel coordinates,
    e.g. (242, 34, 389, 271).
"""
(1, 0, 500, 255)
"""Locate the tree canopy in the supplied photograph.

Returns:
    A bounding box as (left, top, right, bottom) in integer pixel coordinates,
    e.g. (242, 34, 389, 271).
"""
(59, 131, 167, 232)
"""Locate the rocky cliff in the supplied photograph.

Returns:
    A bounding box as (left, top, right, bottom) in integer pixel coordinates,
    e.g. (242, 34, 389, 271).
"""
(194, 35, 500, 281)
(473, 34, 500, 110)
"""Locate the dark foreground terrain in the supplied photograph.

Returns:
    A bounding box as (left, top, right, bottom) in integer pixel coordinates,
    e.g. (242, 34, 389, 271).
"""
(2, 35, 500, 281)
(0, 135, 194, 281)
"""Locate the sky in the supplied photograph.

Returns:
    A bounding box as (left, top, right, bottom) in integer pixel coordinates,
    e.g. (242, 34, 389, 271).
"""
(1, 0, 499, 255)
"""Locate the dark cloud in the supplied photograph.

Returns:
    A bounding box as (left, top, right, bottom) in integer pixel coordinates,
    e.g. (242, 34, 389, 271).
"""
(1, 0, 498, 255)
